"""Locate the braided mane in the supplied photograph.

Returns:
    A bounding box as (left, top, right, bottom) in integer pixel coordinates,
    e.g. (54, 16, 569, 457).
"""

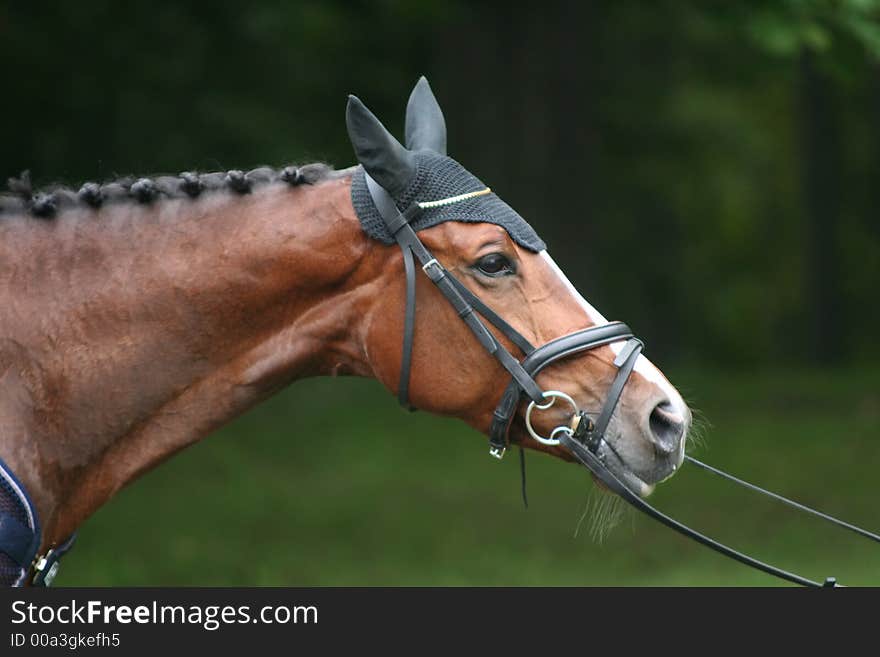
(0, 163, 334, 219)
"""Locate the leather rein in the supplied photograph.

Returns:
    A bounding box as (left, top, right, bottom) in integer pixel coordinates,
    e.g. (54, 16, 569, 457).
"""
(365, 173, 880, 587)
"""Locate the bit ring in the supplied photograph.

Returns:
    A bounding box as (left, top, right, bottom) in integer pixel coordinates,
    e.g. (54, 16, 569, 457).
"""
(525, 391, 579, 445)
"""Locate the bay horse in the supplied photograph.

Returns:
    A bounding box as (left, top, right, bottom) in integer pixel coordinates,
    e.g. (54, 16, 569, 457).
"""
(0, 77, 690, 586)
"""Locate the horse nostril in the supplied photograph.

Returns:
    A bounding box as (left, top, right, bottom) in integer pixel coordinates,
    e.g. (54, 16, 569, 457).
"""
(648, 401, 684, 455)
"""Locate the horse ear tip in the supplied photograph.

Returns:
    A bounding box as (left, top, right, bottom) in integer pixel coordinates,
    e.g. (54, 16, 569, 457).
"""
(345, 96, 367, 130)
(347, 95, 367, 112)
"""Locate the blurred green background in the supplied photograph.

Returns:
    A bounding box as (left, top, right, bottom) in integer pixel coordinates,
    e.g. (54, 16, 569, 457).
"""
(1, 1, 878, 585)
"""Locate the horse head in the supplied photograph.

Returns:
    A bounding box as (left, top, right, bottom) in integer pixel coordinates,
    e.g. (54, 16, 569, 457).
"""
(348, 78, 691, 495)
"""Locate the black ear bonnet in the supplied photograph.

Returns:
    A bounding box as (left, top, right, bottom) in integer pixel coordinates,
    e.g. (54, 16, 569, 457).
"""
(346, 77, 545, 253)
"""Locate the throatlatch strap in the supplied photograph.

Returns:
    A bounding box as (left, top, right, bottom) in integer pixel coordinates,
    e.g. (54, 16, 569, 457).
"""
(399, 244, 417, 408)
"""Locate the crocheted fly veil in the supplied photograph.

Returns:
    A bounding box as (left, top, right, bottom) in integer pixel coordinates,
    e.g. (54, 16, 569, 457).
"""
(347, 77, 545, 253)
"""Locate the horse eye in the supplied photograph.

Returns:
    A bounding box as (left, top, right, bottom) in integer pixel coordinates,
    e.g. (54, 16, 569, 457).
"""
(475, 253, 515, 277)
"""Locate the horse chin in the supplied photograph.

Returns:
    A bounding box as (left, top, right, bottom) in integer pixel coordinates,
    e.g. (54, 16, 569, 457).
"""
(594, 441, 657, 498)
(511, 426, 673, 498)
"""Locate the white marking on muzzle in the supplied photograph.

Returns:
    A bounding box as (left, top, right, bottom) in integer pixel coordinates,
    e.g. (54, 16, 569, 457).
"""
(539, 251, 688, 419)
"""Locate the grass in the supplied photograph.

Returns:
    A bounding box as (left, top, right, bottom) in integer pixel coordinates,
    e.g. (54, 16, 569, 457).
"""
(58, 366, 880, 586)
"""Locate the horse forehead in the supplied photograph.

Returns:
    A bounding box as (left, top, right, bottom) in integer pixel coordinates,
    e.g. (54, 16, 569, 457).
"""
(425, 221, 511, 254)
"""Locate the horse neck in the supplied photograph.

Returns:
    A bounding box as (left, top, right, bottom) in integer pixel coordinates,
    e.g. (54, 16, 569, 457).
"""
(0, 172, 381, 545)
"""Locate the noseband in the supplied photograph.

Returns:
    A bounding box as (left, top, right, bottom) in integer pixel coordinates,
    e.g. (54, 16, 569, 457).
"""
(366, 173, 880, 587)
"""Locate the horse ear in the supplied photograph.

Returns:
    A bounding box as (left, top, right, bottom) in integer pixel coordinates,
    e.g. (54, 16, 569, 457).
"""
(346, 95, 416, 195)
(404, 76, 447, 155)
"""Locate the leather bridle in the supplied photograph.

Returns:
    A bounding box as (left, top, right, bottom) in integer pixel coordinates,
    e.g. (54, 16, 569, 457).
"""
(366, 174, 642, 460)
(366, 171, 880, 587)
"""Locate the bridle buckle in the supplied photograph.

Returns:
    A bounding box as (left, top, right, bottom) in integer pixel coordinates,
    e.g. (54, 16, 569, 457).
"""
(421, 258, 443, 281)
(570, 411, 599, 450)
(32, 549, 60, 586)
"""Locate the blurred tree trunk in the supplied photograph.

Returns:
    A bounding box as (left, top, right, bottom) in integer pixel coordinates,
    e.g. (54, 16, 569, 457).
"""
(869, 63, 880, 344)
(798, 49, 843, 363)
(546, 2, 601, 287)
(431, 3, 598, 281)
(874, 63, 880, 244)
